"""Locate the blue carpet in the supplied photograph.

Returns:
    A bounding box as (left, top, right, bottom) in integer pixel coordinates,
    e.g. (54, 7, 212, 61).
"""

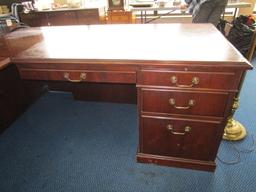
(0, 60, 256, 192)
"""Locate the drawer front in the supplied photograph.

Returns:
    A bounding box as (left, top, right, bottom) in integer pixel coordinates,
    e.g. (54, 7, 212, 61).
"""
(110, 15, 130, 22)
(76, 9, 99, 17)
(139, 70, 237, 90)
(140, 116, 221, 161)
(110, 14, 131, 20)
(77, 17, 100, 24)
(77, 10, 100, 24)
(141, 88, 228, 117)
(19, 69, 136, 84)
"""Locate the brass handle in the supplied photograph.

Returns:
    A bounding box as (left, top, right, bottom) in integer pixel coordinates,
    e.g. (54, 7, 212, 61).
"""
(63, 72, 86, 83)
(166, 124, 191, 135)
(169, 98, 195, 109)
(170, 76, 199, 88)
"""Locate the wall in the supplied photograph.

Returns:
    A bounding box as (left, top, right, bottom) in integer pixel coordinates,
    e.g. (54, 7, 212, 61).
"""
(238, 0, 255, 16)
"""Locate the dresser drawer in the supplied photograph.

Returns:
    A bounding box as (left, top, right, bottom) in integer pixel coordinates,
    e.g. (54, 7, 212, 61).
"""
(19, 69, 136, 84)
(141, 88, 229, 117)
(107, 11, 134, 24)
(139, 70, 237, 90)
(140, 116, 221, 161)
(76, 9, 99, 17)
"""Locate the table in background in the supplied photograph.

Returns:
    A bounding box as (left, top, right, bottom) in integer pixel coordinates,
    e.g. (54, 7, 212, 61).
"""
(130, 1, 252, 23)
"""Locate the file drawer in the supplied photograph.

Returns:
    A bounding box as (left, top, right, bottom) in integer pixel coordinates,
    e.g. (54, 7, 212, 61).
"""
(141, 88, 229, 117)
(140, 116, 221, 161)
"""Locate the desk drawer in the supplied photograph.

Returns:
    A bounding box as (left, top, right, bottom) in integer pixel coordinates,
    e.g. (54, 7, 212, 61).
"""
(19, 69, 136, 84)
(141, 88, 229, 117)
(139, 70, 237, 90)
(140, 116, 221, 161)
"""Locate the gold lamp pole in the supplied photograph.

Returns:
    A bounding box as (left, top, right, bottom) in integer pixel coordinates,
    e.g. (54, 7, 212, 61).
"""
(223, 70, 248, 141)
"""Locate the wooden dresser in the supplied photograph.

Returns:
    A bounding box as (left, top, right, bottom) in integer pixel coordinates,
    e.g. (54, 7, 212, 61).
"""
(3, 24, 252, 171)
(19, 8, 100, 27)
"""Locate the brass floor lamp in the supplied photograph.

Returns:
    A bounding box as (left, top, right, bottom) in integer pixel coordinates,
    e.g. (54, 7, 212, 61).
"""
(223, 97, 247, 141)
(223, 31, 256, 141)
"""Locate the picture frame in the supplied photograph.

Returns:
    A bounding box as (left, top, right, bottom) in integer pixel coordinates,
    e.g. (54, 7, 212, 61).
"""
(108, 0, 124, 11)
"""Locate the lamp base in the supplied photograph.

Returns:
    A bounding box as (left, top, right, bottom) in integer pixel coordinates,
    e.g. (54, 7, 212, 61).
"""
(223, 118, 246, 141)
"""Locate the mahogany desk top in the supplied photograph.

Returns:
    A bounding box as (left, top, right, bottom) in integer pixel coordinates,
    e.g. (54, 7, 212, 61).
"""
(1, 24, 250, 69)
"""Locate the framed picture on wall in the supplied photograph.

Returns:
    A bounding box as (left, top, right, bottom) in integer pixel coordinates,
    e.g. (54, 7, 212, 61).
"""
(108, 0, 124, 10)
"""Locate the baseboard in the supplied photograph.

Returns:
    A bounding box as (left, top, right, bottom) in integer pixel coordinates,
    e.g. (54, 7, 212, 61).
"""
(137, 152, 216, 172)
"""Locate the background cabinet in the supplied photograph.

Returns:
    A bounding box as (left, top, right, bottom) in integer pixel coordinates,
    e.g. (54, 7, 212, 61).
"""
(47, 11, 77, 26)
(19, 9, 100, 27)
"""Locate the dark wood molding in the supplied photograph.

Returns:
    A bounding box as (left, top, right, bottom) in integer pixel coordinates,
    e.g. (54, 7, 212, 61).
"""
(137, 153, 216, 172)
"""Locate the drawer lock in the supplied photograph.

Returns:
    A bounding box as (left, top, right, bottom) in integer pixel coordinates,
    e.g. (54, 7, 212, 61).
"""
(166, 124, 191, 135)
(169, 98, 195, 109)
(63, 72, 87, 83)
(170, 76, 199, 88)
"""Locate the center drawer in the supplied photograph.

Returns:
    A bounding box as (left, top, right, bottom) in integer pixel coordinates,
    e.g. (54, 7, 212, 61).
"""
(140, 88, 229, 117)
(140, 116, 222, 161)
(18, 68, 136, 84)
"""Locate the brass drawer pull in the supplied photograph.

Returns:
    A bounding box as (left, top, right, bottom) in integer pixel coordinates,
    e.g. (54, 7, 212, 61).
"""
(171, 76, 199, 88)
(63, 72, 86, 83)
(169, 98, 195, 109)
(166, 124, 191, 135)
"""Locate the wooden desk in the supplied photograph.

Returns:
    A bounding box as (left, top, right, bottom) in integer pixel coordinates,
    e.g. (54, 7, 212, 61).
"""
(2, 24, 252, 171)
